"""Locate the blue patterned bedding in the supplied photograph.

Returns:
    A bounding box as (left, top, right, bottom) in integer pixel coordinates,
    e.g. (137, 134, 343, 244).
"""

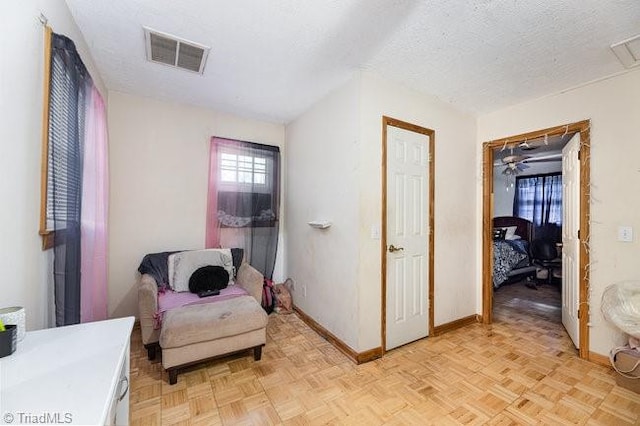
(493, 240, 530, 288)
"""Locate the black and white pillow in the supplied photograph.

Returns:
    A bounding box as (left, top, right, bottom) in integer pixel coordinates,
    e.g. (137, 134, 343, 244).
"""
(168, 249, 234, 292)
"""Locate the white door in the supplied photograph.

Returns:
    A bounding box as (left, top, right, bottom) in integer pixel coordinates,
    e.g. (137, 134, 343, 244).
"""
(562, 133, 581, 348)
(386, 125, 429, 350)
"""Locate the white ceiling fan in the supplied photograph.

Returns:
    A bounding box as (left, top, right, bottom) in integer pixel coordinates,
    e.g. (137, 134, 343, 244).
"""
(495, 151, 562, 176)
(500, 154, 530, 176)
(521, 152, 563, 164)
(494, 141, 565, 191)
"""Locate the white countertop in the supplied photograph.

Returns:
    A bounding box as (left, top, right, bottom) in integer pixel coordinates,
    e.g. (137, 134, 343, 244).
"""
(0, 317, 134, 425)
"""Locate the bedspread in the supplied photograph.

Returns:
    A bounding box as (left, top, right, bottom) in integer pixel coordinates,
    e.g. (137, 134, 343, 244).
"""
(493, 240, 528, 288)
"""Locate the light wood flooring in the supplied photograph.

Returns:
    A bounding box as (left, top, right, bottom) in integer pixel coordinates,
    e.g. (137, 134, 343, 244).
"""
(130, 289, 640, 425)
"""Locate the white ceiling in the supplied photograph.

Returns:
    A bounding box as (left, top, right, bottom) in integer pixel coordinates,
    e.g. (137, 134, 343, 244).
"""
(65, 0, 640, 124)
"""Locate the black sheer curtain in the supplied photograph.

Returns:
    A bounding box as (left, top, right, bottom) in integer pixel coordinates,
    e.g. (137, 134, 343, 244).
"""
(207, 137, 280, 279)
(49, 33, 90, 326)
(246, 142, 280, 278)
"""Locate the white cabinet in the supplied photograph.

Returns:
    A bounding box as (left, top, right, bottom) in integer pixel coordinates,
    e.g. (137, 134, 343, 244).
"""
(0, 317, 134, 425)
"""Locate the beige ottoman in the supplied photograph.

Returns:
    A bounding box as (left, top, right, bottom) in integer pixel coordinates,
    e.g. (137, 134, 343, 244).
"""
(159, 295, 268, 384)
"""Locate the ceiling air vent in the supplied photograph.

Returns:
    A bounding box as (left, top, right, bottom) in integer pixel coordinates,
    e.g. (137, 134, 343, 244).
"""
(144, 27, 210, 74)
(611, 34, 640, 69)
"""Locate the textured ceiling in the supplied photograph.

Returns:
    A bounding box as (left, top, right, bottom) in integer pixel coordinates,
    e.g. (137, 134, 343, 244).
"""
(65, 0, 640, 123)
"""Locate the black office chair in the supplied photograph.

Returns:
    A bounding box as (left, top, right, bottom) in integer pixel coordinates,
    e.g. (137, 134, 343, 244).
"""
(530, 239, 561, 286)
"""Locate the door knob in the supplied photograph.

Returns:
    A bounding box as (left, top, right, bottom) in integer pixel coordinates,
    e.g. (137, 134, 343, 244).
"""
(388, 244, 404, 253)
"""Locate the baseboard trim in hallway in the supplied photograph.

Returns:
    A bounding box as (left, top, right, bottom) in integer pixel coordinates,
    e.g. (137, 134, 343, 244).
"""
(293, 305, 382, 364)
(433, 314, 481, 336)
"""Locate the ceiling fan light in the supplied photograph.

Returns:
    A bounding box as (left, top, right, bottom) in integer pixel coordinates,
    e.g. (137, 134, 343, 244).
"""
(502, 155, 530, 164)
(504, 171, 516, 190)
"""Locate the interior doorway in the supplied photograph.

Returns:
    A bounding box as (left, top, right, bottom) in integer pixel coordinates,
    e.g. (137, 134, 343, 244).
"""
(381, 116, 435, 352)
(490, 131, 573, 328)
(482, 120, 592, 359)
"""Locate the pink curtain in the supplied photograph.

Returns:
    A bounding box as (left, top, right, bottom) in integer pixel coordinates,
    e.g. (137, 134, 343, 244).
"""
(80, 86, 109, 322)
(205, 137, 221, 248)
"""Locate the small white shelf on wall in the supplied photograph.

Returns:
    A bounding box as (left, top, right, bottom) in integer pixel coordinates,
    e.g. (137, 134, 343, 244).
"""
(308, 221, 332, 229)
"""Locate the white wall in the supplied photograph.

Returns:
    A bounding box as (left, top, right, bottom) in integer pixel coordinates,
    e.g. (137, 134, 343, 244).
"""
(493, 161, 562, 217)
(107, 92, 285, 319)
(0, 1, 105, 330)
(286, 78, 361, 350)
(478, 69, 640, 355)
(286, 72, 477, 352)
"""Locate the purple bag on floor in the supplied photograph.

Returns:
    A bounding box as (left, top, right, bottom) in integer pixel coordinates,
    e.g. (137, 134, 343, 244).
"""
(262, 278, 275, 314)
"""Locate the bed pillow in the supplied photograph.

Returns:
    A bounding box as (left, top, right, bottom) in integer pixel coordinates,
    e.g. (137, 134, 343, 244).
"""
(504, 226, 518, 240)
(493, 228, 507, 240)
(168, 248, 234, 292)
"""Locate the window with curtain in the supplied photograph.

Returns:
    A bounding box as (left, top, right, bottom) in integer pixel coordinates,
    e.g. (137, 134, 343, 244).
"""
(513, 173, 562, 228)
(206, 137, 280, 279)
(42, 30, 88, 243)
(40, 27, 109, 326)
(217, 146, 276, 227)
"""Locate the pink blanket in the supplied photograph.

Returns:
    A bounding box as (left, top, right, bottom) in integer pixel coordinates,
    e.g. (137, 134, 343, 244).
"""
(154, 285, 248, 329)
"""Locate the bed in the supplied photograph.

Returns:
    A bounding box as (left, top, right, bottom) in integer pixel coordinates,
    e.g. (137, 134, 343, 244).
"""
(492, 216, 536, 289)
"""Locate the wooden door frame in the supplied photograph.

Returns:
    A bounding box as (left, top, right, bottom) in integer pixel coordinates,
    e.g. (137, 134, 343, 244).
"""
(381, 116, 435, 353)
(482, 120, 591, 359)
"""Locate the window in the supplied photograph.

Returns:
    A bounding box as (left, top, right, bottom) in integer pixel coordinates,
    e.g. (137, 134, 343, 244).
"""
(205, 137, 281, 278)
(39, 29, 89, 250)
(220, 153, 268, 186)
(39, 28, 109, 326)
(513, 173, 562, 227)
(213, 142, 277, 226)
(45, 47, 84, 231)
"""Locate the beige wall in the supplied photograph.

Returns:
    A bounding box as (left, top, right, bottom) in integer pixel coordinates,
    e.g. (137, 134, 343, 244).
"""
(286, 72, 477, 352)
(286, 77, 361, 349)
(477, 69, 640, 355)
(107, 92, 285, 319)
(0, 1, 105, 330)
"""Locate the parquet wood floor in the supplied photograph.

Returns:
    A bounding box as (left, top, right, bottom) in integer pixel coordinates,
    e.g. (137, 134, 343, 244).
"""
(130, 289, 640, 425)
